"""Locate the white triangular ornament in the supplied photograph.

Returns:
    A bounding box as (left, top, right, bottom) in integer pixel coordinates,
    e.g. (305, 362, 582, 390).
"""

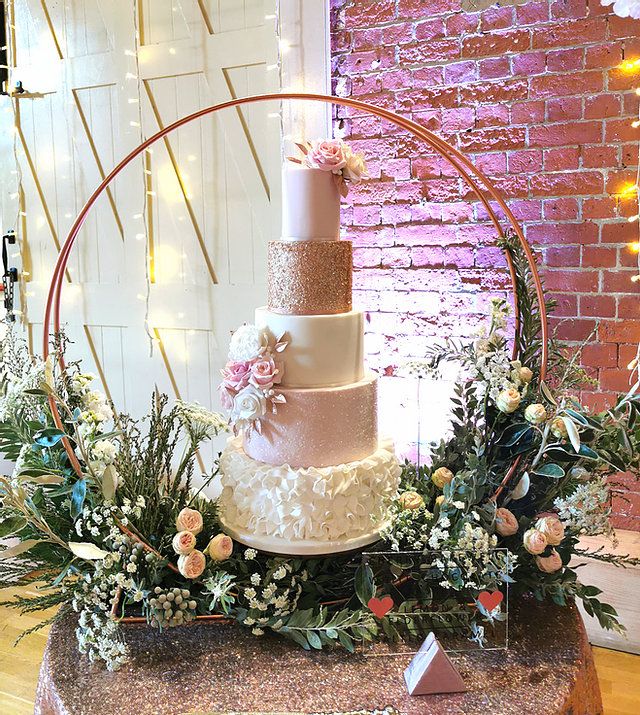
(403, 632, 467, 696)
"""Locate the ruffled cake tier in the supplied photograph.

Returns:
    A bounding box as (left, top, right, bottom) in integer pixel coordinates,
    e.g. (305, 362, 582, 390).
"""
(218, 436, 401, 555)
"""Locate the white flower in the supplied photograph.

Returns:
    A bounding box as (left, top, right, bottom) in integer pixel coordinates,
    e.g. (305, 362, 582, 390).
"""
(92, 439, 118, 464)
(231, 385, 266, 424)
(272, 566, 287, 581)
(244, 548, 257, 560)
(251, 627, 265, 636)
(250, 573, 261, 586)
(82, 390, 112, 423)
(245, 587, 257, 599)
(228, 324, 265, 362)
(601, 0, 640, 19)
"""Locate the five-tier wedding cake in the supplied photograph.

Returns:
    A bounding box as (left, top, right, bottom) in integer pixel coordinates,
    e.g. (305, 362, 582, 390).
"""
(217, 140, 401, 556)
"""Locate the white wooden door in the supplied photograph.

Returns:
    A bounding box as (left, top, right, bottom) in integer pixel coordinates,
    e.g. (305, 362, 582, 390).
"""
(0, 0, 288, 464)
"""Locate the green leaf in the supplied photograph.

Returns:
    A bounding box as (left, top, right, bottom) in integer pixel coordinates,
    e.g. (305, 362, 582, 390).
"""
(500, 423, 532, 447)
(70, 479, 87, 519)
(532, 463, 565, 479)
(561, 416, 581, 453)
(67, 542, 109, 560)
(282, 629, 310, 650)
(540, 381, 557, 406)
(338, 630, 355, 652)
(354, 563, 375, 608)
(306, 631, 322, 649)
(0, 515, 27, 538)
(101, 465, 117, 501)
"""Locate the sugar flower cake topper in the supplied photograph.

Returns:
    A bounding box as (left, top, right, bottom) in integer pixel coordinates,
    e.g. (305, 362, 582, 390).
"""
(218, 324, 288, 434)
(288, 138, 367, 197)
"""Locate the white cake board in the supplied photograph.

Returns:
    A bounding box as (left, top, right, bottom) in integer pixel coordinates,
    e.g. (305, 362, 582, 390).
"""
(220, 518, 392, 557)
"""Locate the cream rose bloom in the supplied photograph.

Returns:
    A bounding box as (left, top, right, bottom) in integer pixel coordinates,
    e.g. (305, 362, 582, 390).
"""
(175, 507, 203, 535)
(536, 549, 563, 573)
(342, 150, 367, 183)
(432, 467, 454, 489)
(535, 515, 565, 546)
(208, 533, 234, 561)
(172, 530, 197, 555)
(495, 507, 519, 536)
(178, 549, 207, 579)
(525, 403, 547, 425)
(523, 527, 548, 555)
(435, 495, 445, 507)
(551, 417, 568, 439)
(398, 491, 424, 510)
(519, 366, 534, 383)
(496, 388, 521, 414)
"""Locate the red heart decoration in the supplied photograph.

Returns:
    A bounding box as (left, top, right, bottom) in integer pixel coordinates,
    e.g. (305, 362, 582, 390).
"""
(477, 590, 503, 613)
(368, 595, 394, 618)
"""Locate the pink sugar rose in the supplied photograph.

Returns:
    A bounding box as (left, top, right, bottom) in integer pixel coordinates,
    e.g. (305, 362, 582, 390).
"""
(218, 383, 234, 410)
(306, 139, 348, 173)
(495, 507, 519, 537)
(175, 507, 203, 535)
(221, 360, 251, 392)
(172, 530, 197, 556)
(249, 357, 279, 389)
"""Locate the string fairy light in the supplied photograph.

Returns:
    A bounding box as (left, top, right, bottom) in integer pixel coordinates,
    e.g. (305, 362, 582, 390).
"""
(619, 57, 640, 382)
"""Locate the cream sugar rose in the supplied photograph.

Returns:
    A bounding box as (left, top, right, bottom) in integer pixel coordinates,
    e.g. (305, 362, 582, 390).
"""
(216, 139, 401, 556)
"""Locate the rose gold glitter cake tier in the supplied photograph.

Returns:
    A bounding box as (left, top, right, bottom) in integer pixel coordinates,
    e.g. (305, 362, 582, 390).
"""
(268, 239, 352, 315)
(35, 600, 602, 715)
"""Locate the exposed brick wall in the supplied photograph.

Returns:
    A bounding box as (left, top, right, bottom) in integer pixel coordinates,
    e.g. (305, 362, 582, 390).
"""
(330, 0, 640, 529)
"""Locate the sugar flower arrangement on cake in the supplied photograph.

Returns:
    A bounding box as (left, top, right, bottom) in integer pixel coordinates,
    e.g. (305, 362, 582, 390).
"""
(218, 324, 288, 434)
(288, 138, 367, 197)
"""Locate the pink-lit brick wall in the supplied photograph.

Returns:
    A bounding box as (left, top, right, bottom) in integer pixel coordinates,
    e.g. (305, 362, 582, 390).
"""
(330, 0, 640, 529)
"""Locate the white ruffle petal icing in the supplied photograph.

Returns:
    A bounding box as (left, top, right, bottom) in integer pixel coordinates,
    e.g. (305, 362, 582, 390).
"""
(218, 437, 401, 543)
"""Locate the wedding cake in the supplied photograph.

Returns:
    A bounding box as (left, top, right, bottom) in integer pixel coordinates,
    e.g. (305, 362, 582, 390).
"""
(217, 140, 401, 555)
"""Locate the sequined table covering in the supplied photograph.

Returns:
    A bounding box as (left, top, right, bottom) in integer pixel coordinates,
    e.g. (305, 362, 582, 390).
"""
(34, 600, 602, 715)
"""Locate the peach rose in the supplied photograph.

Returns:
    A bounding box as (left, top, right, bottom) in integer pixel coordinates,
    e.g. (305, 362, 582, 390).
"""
(536, 549, 563, 573)
(249, 357, 279, 389)
(432, 467, 454, 489)
(519, 366, 533, 383)
(435, 495, 445, 507)
(175, 507, 203, 535)
(178, 549, 207, 579)
(495, 507, 519, 537)
(551, 417, 568, 439)
(525, 403, 547, 425)
(535, 515, 565, 546)
(207, 533, 234, 561)
(496, 388, 521, 414)
(172, 530, 197, 555)
(398, 491, 424, 510)
(523, 528, 548, 555)
(306, 139, 348, 173)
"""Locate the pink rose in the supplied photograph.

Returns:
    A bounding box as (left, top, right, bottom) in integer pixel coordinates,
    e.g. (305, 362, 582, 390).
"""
(208, 533, 233, 561)
(306, 139, 348, 173)
(178, 549, 207, 579)
(523, 528, 547, 555)
(495, 507, 519, 537)
(249, 357, 279, 389)
(175, 507, 203, 535)
(536, 549, 563, 573)
(218, 383, 234, 410)
(535, 515, 565, 546)
(221, 360, 252, 392)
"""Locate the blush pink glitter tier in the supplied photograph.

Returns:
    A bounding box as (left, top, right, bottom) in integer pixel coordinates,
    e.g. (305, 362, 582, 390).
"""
(243, 374, 378, 468)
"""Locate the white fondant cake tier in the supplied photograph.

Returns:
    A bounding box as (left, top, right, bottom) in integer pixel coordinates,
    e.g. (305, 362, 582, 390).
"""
(243, 374, 378, 469)
(281, 165, 340, 241)
(255, 306, 364, 388)
(218, 436, 401, 555)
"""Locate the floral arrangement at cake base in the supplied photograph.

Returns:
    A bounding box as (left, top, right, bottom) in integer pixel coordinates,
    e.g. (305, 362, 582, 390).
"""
(1, 235, 639, 670)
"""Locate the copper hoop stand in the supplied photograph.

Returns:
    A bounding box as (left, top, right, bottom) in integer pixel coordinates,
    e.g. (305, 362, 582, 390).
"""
(41, 92, 548, 483)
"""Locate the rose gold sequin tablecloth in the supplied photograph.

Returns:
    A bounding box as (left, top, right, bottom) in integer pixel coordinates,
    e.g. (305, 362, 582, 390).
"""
(34, 601, 602, 715)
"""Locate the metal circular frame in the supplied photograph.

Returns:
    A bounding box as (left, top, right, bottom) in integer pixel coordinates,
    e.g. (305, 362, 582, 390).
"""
(41, 92, 548, 475)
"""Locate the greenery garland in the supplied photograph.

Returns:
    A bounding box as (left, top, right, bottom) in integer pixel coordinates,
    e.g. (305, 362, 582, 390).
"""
(1, 233, 639, 669)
